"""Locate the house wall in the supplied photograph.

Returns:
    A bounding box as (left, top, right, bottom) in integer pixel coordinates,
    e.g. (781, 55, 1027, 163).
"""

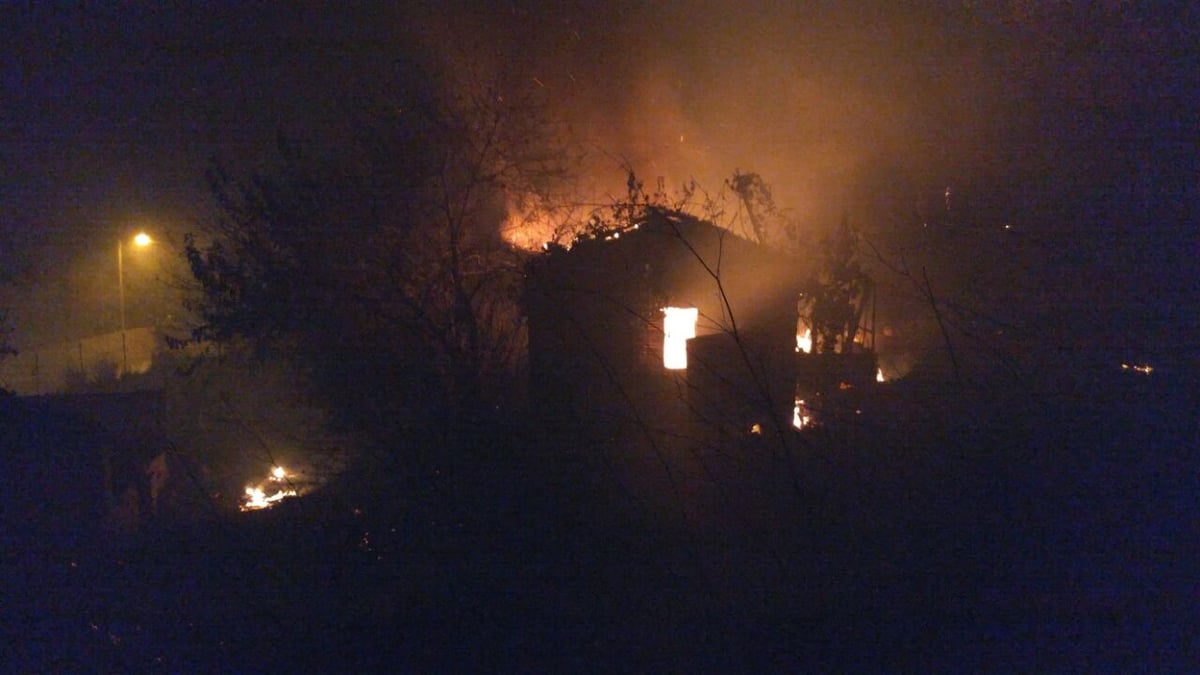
(524, 211, 806, 434)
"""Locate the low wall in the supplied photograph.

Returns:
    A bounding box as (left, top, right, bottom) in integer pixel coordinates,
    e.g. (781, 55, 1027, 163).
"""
(0, 327, 161, 395)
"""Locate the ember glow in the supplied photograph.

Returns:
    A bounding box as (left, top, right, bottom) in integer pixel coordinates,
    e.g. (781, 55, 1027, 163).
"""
(240, 465, 298, 511)
(663, 306, 698, 369)
(793, 398, 813, 430)
(1120, 363, 1153, 375)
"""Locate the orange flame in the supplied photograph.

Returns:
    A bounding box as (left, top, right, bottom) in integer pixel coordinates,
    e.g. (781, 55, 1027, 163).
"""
(240, 465, 298, 511)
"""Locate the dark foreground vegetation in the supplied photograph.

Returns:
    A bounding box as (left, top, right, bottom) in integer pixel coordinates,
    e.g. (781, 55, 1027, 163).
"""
(4, 56, 1195, 673)
(3, 360, 1196, 672)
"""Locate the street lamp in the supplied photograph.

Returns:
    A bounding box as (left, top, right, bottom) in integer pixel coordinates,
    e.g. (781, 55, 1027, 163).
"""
(118, 232, 152, 376)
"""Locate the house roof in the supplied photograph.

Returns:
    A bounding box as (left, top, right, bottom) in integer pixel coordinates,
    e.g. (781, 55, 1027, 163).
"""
(526, 208, 807, 336)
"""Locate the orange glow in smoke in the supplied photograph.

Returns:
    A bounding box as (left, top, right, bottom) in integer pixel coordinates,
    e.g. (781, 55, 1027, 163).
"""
(501, 196, 567, 252)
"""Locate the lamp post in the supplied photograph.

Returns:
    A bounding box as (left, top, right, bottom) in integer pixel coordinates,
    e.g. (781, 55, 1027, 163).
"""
(118, 232, 152, 376)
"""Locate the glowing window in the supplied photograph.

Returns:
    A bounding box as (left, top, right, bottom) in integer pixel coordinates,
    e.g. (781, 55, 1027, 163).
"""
(662, 306, 698, 369)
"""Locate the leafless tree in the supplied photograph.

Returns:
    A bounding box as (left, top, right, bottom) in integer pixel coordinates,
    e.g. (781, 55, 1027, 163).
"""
(184, 66, 579, 451)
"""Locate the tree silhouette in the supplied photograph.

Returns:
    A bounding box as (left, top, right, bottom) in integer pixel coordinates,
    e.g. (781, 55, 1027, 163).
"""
(800, 216, 872, 355)
(184, 69, 576, 448)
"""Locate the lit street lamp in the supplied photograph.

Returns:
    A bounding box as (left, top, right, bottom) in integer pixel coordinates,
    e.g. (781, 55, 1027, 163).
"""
(118, 232, 152, 375)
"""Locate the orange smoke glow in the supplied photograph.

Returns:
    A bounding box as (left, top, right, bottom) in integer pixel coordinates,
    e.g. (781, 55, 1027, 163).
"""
(501, 215, 558, 251)
(501, 196, 573, 252)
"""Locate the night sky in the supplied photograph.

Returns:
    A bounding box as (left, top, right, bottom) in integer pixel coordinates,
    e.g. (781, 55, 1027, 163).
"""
(3, 1, 1197, 350)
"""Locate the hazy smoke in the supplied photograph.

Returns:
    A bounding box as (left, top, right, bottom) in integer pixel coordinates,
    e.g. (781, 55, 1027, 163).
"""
(4, 2, 1191, 349)
(400, 1, 1189, 238)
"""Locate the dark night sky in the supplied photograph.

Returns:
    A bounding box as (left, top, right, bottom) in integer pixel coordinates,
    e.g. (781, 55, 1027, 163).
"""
(2, 1, 1197, 350)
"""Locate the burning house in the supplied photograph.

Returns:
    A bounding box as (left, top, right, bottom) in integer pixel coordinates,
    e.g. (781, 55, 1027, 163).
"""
(523, 208, 822, 441)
